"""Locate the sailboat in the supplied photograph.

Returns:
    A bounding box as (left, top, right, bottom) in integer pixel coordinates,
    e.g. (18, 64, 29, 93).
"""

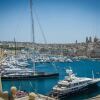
(29, 0, 59, 77)
(1, 0, 59, 80)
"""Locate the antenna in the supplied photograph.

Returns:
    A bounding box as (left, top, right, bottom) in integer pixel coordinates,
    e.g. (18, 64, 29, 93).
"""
(69, 66, 72, 70)
(92, 70, 94, 80)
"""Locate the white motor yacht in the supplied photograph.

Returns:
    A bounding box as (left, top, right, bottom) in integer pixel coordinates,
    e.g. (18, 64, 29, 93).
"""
(51, 68, 100, 98)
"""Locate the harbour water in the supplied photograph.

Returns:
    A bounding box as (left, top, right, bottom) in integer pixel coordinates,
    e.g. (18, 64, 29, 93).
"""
(2, 59, 100, 100)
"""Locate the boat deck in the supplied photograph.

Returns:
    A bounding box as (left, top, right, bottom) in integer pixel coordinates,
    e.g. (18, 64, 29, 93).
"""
(92, 78, 100, 83)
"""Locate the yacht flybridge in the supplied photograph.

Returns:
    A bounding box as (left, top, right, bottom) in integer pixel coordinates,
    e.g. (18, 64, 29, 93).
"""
(50, 68, 100, 98)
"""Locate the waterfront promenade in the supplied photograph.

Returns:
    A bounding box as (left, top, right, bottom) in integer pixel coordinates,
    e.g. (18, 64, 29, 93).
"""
(14, 95, 56, 100)
(0, 95, 56, 100)
(89, 95, 100, 100)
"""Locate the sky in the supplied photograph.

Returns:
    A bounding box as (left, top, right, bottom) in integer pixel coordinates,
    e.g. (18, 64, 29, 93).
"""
(0, 0, 100, 43)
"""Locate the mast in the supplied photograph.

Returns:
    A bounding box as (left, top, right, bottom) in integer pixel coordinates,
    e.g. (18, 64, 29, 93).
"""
(0, 74, 2, 92)
(14, 37, 16, 55)
(30, 0, 35, 74)
(92, 70, 94, 80)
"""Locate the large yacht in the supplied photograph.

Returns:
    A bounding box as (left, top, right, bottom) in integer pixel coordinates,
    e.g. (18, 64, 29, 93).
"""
(50, 68, 100, 98)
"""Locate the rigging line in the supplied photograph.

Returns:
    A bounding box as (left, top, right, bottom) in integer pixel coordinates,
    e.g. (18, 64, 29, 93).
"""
(18, 78, 22, 91)
(31, 1, 58, 72)
(29, 81, 37, 92)
(19, 82, 21, 91)
(33, 5, 53, 55)
(33, 6, 47, 44)
(52, 62, 58, 72)
(33, 8, 53, 56)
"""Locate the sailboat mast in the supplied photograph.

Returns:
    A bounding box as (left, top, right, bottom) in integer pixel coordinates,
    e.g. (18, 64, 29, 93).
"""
(0, 74, 2, 92)
(92, 70, 94, 80)
(30, 0, 35, 74)
(14, 37, 16, 55)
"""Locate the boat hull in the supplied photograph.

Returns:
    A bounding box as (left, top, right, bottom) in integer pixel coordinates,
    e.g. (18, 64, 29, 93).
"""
(1, 73, 59, 80)
(51, 82, 99, 99)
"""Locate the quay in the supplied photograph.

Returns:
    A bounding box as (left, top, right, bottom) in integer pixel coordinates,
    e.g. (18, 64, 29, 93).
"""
(0, 92, 56, 100)
(89, 95, 100, 100)
(14, 94, 56, 100)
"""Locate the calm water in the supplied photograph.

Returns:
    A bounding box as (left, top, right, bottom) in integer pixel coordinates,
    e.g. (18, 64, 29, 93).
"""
(2, 59, 100, 100)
